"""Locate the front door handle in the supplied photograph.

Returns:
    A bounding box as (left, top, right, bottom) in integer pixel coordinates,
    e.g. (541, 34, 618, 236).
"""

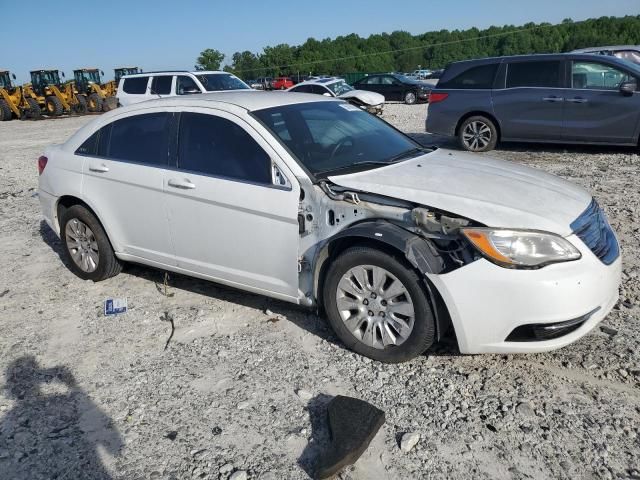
(542, 96, 564, 102)
(88, 164, 109, 173)
(566, 97, 588, 103)
(167, 178, 196, 190)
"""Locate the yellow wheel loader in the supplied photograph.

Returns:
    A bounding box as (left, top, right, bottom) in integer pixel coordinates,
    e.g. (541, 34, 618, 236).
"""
(73, 68, 117, 112)
(23, 69, 87, 117)
(0, 70, 41, 120)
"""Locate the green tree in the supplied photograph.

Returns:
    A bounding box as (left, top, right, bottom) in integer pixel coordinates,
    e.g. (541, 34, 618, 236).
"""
(195, 49, 225, 71)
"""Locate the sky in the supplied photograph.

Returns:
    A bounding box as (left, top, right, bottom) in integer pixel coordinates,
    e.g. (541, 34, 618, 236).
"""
(3, 0, 639, 83)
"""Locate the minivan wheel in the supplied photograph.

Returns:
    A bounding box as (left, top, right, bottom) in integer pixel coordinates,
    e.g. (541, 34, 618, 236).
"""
(323, 246, 435, 363)
(404, 91, 417, 105)
(459, 116, 498, 152)
(60, 205, 122, 281)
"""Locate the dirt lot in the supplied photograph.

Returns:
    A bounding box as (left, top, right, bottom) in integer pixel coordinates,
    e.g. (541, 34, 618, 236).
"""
(0, 105, 639, 480)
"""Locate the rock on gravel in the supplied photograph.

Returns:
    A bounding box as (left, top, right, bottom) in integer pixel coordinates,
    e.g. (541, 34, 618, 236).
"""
(400, 432, 420, 452)
(229, 470, 248, 480)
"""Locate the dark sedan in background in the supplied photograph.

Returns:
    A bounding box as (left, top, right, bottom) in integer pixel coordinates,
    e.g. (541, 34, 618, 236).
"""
(352, 73, 430, 104)
(426, 53, 640, 152)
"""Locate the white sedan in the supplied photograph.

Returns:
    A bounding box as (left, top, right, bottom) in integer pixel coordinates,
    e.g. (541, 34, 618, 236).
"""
(37, 92, 621, 362)
(288, 77, 385, 114)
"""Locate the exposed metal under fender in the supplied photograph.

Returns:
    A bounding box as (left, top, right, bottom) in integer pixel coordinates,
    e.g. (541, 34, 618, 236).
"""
(315, 219, 450, 340)
(329, 220, 446, 274)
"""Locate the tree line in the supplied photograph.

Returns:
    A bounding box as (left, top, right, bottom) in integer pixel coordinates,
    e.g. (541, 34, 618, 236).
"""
(194, 15, 640, 79)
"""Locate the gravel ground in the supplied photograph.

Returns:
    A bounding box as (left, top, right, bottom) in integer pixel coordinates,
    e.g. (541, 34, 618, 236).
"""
(0, 106, 639, 480)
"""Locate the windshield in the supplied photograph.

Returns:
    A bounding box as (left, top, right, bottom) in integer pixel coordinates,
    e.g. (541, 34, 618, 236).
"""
(327, 80, 353, 96)
(33, 71, 61, 86)
(253, 101, 426, 178)
(195, 73, 250, 91)
(80, 70, 100, 83)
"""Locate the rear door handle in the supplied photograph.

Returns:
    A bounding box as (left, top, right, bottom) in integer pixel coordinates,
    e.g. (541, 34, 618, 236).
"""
(88, 164, 109, 173)
(167, 178, 196, 190)
(566, 97, 588, 103)
(542, 96, 564, 102)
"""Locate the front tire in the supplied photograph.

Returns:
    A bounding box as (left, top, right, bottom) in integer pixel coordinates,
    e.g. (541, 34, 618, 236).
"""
(60, 205, 122, 281)
(323, 246, 435, 363)
(26, 97, 42, 119)
(88, 93, 103, 113)
(74, 94, 88, 114)
(0, 100, 12, 121)
(458, 115, 498, 152)
(45, 96, 63, 116)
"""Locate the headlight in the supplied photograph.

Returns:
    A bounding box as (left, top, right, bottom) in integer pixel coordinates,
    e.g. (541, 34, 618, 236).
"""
(461, 228, 581, 268)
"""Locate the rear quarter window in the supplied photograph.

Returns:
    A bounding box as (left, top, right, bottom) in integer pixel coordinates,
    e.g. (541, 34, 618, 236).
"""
(438, 64, 499, 89)
(122, 77, 149, 94)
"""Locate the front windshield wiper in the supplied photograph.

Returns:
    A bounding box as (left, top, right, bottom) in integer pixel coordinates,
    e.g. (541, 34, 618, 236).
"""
(315, 161, 394, 177)
(385, 147, 428, 163)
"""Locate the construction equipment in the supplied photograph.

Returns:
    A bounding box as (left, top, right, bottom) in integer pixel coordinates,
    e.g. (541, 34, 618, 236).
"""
(23, 69, 87, 117)
(0, 70, 41, 120)
(73, 68, 117, 112)
(101, 67, 142, 101)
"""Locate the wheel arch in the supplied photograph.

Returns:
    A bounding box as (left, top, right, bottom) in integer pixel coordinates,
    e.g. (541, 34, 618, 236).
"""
(313, 220, 453, 341)
(454, 111, 502, 140)
(56, 195, 120, 252)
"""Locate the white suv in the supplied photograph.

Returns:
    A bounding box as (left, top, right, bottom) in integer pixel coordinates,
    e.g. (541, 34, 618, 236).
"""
(116, 70, 251, 106)
(37, 92, 621, 363)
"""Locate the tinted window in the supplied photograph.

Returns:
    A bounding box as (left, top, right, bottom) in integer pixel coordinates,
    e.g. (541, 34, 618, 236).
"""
(572, 61, 635, 89)
(107, 113, 172, 166)
(176, 76, 200, 95)
(177, 113, 271, 184)
(290, 85, 312, 93)
(151, 76, 172, 95)
(439, 64, 498, 89)
(506, 61, 561, 88)
(362, 76, 380, 85)
(122, 76, 149, 94)
(76, 131, 99, 155)
(311, 85, 331, 95)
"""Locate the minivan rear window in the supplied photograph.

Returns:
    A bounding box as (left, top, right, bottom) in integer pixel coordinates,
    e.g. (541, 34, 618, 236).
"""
(506, 61, 561, 88)
(438, 64, 498, 89)
(122, 76, 149, 94)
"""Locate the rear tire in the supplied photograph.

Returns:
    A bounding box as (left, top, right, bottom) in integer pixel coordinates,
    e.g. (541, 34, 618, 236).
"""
(26, 98, 42, 119)
(74, 94, 88, 114)
(102, 96, 117, 112)
(404, 91, 417, 105)
(323, 246, 435, 363)
(0, 100, 12, 121)
(45, 96, 63, 116)
(60, 205, 122, 281)
(458, 115, 498, 152)
(88, 93, 103, 113)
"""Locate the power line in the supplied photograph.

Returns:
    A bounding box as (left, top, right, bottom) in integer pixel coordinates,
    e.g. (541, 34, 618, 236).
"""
(231, 21, 572, 74)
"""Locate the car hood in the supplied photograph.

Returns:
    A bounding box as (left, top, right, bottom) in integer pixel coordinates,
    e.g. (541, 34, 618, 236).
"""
(328, 149, 592, 236)
(338, 89, 385, 106)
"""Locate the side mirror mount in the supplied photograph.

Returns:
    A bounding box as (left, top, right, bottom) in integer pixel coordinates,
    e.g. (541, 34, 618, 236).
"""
(620, 80, 637, 96)
(12, 73, 16, 80)
(101, 70, 104, 76)
(61, 72, 65, 78)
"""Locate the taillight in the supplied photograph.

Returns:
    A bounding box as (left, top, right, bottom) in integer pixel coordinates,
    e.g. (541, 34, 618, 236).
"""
(38, 156, 48, 175)
(429, 92, 449, 104)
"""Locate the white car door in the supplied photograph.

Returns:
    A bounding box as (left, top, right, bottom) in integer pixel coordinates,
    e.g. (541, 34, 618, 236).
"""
(81, 109, 176, 265)
(164, 108, 301, 301)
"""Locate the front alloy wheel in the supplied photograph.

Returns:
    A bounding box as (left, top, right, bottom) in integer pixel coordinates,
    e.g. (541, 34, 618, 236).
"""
(323, 246, 435, 363)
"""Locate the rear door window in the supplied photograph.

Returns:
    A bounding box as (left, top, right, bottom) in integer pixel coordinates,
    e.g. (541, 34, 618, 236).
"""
(151, 76, 172, 95)
(177, 112, 272, 184)
(105, 113, 172, 166)
(122, 76, 149, 94)
(176, 76, 201, 95)
(506, 61, 561, 88)
(438, 64, 498, 89)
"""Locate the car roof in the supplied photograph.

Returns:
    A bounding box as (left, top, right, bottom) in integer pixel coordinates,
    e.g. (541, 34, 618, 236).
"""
(444, 52, 639, 67)
(121, 70, 233, 78)
(115, 91, 338, 112)
(572, 45, 640, 53)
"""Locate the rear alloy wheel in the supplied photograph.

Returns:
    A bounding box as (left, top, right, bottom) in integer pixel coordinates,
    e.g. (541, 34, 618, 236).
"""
(60, 205, 122, 281)
(459, 115, 498, 152)
(404, 91, 417, 105)
(323, 246, 435, 363)
(45, 96, 63, 116)
(0, 100, 12, 121)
